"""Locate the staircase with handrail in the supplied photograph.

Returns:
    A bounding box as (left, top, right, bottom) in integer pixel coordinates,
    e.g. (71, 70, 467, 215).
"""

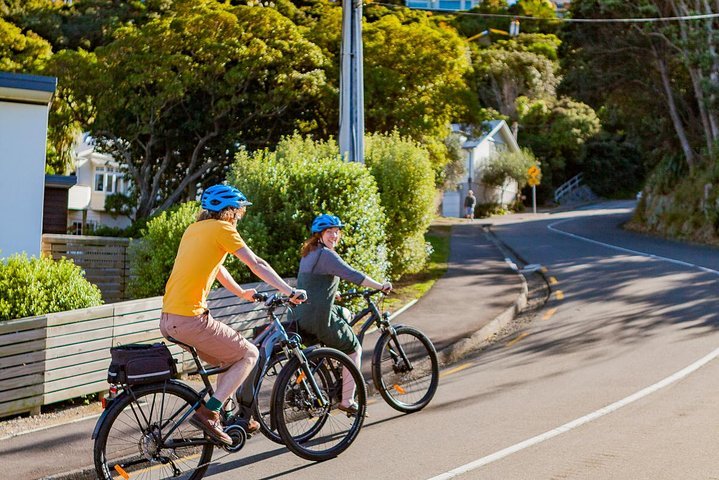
(554, 173, 598, 205)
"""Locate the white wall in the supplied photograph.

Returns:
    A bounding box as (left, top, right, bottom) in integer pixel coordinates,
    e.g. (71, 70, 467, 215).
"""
(0, 101, 50, 257)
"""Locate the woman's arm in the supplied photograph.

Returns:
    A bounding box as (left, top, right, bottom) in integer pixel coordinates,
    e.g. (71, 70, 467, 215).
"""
(216, 266, 257, 302)
(233, 245, 307, 302)
(361, 276, 392, 293)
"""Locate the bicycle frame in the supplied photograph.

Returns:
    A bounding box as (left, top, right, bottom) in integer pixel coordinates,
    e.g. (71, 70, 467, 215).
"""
(236, 295, 329, 415)
(347, 290, 392, 342)
(345, 290, 416, 372)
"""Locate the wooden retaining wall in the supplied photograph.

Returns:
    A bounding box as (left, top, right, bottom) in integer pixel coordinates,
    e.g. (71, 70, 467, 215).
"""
(0, 283, 288, 419)
(41, 234, 131, 303)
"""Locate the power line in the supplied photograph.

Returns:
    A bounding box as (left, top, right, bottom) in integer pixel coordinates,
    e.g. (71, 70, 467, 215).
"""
(369, 2, 719, 23)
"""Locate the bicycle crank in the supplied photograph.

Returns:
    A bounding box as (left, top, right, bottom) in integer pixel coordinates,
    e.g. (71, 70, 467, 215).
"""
(222, 425, 247, 453)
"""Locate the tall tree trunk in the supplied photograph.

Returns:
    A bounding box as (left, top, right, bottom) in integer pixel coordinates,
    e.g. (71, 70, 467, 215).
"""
(654, 46, 696, 171)
(670, 0, 715, 151)
(701, 0, 719, 143)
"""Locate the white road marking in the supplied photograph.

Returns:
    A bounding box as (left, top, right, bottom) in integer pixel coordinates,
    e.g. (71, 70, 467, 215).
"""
(547, 219, 719, 276)
(427, 346, 719, 480)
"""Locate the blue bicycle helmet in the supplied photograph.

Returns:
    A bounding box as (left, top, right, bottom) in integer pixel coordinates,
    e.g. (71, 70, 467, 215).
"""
(201, 184, 252, 212)
(311, 214, 345, 233)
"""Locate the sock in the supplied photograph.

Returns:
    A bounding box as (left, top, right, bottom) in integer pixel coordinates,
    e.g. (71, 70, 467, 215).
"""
(206, 396, 223, 412)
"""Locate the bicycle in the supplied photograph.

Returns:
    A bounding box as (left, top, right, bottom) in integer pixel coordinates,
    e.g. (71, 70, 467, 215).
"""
(92, 294, 367, 479)
(341, 288, 439, 413)
(239, 292, 367, 461)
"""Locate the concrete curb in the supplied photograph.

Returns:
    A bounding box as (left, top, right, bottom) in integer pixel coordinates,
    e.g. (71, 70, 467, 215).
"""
(438, 270, 528, 365)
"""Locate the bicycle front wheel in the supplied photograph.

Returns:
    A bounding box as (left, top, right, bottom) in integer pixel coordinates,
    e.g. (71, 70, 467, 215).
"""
(273, 348, 366, 461)
(94, 382, 213, 480)
(372, 325, 439, 413)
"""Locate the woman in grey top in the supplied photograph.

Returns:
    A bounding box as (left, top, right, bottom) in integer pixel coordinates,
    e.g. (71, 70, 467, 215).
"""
(294, 214, 392, 414)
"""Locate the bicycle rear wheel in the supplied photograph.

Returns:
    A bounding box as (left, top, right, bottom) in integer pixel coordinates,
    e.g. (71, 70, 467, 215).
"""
(273, 348, 366, 461)
(94, 382, 213, 480)
(372, 325, 439, 413)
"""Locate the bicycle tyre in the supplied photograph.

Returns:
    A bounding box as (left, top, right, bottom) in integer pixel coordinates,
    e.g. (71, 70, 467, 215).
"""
(272, 348, 366, 461)
(372, 325, 439, 413)
(94, 382, 213, 480)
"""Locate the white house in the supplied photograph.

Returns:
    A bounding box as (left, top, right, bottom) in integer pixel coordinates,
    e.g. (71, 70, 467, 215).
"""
(0, 71, 56, 257)
(67, 135, 132, 233)
(442, 120, 521, 218)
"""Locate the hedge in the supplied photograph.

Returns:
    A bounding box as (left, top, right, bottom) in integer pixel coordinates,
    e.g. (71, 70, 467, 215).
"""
(0, 254, 103, 321)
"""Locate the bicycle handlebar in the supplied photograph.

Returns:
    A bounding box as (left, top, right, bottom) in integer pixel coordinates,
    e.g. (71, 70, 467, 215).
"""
(252, 291, 307, 307)
(339, 288, 385, 300)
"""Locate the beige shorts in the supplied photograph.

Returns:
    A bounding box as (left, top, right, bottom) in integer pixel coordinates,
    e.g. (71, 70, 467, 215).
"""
(160, 311, 255, 366)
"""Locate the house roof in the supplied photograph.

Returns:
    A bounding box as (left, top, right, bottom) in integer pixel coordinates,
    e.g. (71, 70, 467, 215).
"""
(451, 120, 520, 152)
(45, 175, 77, 189)
(0, 71, 57, 105)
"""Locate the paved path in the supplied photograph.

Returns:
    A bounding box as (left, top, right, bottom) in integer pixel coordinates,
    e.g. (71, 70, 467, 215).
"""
(0, 222, 524, 480)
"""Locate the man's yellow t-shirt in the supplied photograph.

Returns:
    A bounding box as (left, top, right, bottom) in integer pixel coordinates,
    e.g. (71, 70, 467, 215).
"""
(163, 220, 246, 316)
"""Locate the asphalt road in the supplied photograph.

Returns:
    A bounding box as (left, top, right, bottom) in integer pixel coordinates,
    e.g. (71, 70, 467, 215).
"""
(6, 201, 718, 480)
(198, 201, 719, 479)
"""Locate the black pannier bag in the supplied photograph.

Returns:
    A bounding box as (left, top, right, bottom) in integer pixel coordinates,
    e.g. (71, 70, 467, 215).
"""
(108, 343, 177, 385)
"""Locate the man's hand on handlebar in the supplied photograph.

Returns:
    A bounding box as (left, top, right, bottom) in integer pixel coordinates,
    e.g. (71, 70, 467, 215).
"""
(240, 288, 258, 302)
(381, 282, 393, 294)
(289, 288, 308, 304)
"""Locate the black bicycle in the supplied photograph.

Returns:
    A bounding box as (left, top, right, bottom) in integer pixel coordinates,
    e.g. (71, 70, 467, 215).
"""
(341, 288, 439, 413)
(92, 294, 366, 479)
(240, 292, 367, 461)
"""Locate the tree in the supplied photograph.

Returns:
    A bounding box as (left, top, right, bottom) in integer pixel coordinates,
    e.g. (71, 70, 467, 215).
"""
(560, 0, 719, 174)
(517, 96, 601, 188)
(470, 37, 561, 119)
(55, 0, 327, 219)
(0, 16, 52, 72)
(481, 147, 539, 191)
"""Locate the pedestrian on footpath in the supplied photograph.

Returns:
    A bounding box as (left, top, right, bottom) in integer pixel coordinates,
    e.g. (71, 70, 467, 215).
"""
(464, 190, 477, 219)
(159, 184, 306, 445)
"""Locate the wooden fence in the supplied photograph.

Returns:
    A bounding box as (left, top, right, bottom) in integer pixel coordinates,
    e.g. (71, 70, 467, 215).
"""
(41, 234, 131, 303)
(0, 283, 287, 419)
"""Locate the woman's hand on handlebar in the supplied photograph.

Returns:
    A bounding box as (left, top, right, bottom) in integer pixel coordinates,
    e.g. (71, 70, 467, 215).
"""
(381, 282, 393, 294)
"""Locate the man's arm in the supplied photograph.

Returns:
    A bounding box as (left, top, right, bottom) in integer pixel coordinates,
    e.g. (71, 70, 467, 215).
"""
(233, 245, 306, 302)
(216, 265, 256, 302)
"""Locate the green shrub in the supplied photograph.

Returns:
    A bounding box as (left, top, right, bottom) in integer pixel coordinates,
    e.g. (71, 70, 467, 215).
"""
(0, 254, 103, 321)
(228, 134, 389, 284)
(127, 202, 200, 299)
(365, 132, 436, 278)
(475, 202, 508, 218)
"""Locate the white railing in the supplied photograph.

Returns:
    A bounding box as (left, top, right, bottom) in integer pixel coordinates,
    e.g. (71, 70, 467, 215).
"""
(554, 173, 583, 204)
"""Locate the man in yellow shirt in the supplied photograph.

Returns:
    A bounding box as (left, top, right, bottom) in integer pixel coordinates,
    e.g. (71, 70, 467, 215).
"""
(160, 184, 306, 445)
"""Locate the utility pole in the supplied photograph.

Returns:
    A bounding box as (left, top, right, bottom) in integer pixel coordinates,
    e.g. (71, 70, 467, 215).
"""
(339, 0, 364, 163)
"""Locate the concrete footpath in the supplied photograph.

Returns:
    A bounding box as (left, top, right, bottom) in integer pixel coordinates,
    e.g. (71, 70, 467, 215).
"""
(0, 222, 526, 480)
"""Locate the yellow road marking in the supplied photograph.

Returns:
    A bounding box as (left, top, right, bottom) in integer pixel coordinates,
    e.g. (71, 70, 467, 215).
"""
(548, 276, 558, 285)
(542, 307, 558, 321)
(540, 266, 548, 273)
(114, 465, 130, 479)
(440, 363, 473, 378)
(506, 332, 528, 348)
(555, 290, 565, 300)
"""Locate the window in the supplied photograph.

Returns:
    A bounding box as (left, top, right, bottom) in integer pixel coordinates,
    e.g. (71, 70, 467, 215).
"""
(94, 166, 128, 194)
(95, 167, 105, 192)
